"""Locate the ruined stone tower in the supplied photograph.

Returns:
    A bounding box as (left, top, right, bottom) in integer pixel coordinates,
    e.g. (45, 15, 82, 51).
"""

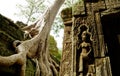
(60, 0, 120, 76)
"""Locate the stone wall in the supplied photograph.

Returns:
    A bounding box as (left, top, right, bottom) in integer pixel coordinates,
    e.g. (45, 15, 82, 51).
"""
(0, 14, 36, 76)
(59, 7, 73, 76)
(60, 0, 120, 76)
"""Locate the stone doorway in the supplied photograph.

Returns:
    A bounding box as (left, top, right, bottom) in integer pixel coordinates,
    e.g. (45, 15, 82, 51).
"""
(101, 12, 120, 76)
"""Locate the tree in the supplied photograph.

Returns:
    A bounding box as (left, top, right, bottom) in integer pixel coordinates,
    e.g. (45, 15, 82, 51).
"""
(16, 0, 72, 36)
(16, 0, 45, 24)
(51, 0, 72, 36)
(0, 0, 65, 76)
(63, 0, 72, 8)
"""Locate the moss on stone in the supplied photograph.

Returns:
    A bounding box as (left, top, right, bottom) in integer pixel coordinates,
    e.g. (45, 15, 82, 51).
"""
(0, 14, 24, 40)
(0, 64, 21, 76)
(26, 58, 36, 76)
(61, 7, 72, 21)
(0, 14, 36, 76)
(0, 31, 15, 56)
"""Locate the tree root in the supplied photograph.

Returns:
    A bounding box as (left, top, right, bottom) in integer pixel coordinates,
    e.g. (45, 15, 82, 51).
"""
(0, 0, 65, 76)
(0, 50, 26, 76)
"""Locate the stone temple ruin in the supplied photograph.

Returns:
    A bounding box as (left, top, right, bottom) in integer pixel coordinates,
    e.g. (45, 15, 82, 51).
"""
(59, 0, 120, 76)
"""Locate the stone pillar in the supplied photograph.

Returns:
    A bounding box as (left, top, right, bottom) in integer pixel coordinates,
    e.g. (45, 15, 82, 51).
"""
(72, 0, 112, 76)
(60, 0, 114, 76)
(59, 7, 73, 76)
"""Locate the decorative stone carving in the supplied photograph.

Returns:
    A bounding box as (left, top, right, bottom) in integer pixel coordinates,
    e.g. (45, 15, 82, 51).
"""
(59, 0, 120, 76)
(72, 0, 85, 16)
(77, 25, 94, 76)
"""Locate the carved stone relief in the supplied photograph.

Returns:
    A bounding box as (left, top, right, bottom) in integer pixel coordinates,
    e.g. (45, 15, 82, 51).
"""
(72, 15, 96, 76)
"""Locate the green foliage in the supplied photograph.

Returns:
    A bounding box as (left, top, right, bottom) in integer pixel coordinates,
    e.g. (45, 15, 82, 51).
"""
(48, 35, 61, 63)
(51, 15, 64, 37)
(63, 0, 72, 8)
(15, 0, 72, 36)
(14, 0, 75, 64)
(15, 0, 45, 24)
(15, 0, 63, 63)
(52, 0, 72, 36)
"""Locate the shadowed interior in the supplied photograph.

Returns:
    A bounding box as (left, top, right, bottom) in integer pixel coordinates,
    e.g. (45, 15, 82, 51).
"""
(101, 12, 120, 76)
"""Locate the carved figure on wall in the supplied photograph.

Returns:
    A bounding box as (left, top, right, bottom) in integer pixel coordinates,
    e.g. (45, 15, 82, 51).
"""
(78, 30, 94, 76)
(86, 64, 95, 76)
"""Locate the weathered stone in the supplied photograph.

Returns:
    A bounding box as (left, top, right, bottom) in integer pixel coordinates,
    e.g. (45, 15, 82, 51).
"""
(16, 21, 27, 28)
(59, 8, 72, 76)
(72, 0, 85, 16)
(0, 14, 24, 40)
(0, 14, 36, 76)
(95, 57, 112, 76)
(60, 0, 120, 76)
(61, 7, 72, 25)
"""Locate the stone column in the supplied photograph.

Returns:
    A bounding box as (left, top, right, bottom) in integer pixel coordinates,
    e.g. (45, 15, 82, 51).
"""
(59, 7, 73, 76)
(60, 0, 113, 76)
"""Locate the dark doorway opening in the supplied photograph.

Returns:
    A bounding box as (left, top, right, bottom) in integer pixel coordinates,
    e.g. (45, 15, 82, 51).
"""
(101, 12, 120, 76)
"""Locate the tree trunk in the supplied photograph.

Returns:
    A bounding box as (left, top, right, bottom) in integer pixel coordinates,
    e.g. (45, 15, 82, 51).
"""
(0, 0, 65, 76)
